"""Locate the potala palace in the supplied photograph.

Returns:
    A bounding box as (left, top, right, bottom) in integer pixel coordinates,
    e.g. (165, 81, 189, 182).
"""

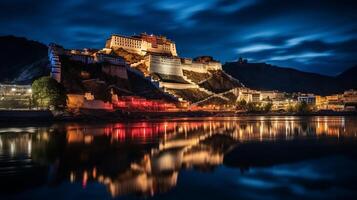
(48, 33, 245, 110)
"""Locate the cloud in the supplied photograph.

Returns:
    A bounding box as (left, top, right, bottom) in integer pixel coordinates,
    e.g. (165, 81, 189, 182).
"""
(236, 44, 278, 53)
(0, 0, 356, 75)
(269, 52, 332, 61)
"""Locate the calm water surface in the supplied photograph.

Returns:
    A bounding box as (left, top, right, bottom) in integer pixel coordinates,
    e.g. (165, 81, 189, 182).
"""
(0, 116, 357, 200)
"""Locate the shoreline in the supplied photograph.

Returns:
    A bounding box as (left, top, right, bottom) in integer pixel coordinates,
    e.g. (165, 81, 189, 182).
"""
(0, 109, 356, 123)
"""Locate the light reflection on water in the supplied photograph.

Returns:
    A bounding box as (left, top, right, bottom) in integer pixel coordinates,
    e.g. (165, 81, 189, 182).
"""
(0, 116, 356, 199)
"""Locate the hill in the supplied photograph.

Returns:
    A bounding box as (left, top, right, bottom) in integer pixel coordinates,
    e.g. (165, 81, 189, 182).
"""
(0, 35, 49, 84)
(223, 62, 357, 95)
(336, 65, 357, 89)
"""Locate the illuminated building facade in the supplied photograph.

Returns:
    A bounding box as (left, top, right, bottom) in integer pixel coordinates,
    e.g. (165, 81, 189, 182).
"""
(260, 90, 285, 101)
(0, 84, 32, 109)
(112, 95, 177, 111)
(343, 90, 357, 103)
(48, 43, 63, 82)
(181, 58, 222, 72)
(146, 55, 183, 76)
(298, 94, 316, 104)
(105, 33, 177, 56)
(237, 88, 261, 102)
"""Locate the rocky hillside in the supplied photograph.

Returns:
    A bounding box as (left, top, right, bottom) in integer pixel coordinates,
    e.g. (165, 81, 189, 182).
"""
(60, 55, 176, 102)
(223, 62, 357, 95)
(0, 36, 49, 83)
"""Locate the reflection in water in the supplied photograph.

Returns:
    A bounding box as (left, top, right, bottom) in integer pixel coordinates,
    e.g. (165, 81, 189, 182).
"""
(0, 116, 356, 199)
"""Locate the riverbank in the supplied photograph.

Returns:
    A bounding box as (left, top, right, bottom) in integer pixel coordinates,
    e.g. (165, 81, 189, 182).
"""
(0, 110, 54, 122)
(0, 109, 356, 123)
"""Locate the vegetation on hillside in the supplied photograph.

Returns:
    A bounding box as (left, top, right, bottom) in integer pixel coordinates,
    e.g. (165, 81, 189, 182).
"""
(182, 70, 211, 84)
(236, 99, 273, 113)
(112, 47, 144, 64)
(166, 88, 210, 103)
(199, 70, 243, 93)
(197, 96, 229, 107)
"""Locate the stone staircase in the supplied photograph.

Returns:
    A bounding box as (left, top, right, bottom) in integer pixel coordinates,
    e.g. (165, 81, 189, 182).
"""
(182, 74, 214, 95)
(130, 59, 146, 68)
(192, 94, 229, 106)
(197, 74, 213, 84)
(181, 72, 233, 105)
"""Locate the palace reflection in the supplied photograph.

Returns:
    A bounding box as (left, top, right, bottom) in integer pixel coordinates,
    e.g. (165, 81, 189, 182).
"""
(0, 116, 356, 197)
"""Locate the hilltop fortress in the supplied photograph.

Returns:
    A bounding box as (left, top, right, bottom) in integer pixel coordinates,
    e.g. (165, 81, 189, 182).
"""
(48, 33, 242, 109)
(102, 33, 222, 75)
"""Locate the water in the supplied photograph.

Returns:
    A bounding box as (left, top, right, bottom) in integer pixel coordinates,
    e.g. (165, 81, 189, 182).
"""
(0, 116, 356, 200)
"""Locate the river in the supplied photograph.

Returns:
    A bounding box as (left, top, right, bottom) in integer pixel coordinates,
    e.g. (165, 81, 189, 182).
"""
(0, 116, 356, 199)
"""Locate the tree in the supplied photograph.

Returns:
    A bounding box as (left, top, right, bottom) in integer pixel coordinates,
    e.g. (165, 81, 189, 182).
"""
(236, 99, 247, 110)
(287, 104, 296, 113)
(32, 76, 67, 109)
(246, 102, 261, 112)
(296, 101, 311, 113)
(263, 102, 273, 112)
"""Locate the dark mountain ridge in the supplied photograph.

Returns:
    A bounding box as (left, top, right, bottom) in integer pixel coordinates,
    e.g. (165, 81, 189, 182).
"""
(223, 62, 357, 95)
(0, 35, 49, 83)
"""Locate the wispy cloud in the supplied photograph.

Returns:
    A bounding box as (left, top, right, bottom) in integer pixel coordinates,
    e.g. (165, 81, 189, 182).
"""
(0, 0, 356, 75)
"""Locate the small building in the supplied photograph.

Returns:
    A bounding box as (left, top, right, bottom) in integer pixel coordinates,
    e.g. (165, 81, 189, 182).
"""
(94, 53, 127, 66)
(0, 84, 32, 109)
(298, 94, 316, 105)
(343, 90, 357, 103)
(237, 88, 261, 103)
(48, 43, 64, 82)
(260, 90, 285, 101)
(112, 96, 177, 111)
(67, 93, 113, 110)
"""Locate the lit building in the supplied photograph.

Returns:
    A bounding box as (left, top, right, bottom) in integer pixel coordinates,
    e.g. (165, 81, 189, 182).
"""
(112, 95, 177, 111)
(298, 94, 316, 105)
(237, 88, 260, 102)
(105, 33, 177, 56)
(94, 53, 127, 66)
(343, 90, 357, 103)
(181, 58, 222, 72)
(321, 94, 344, 111)
(48, 43, 64, 82)
(270, 99, 297, 111)
(260, 90, 285, 100)
(0, 84, 32, 97)
(67, 93, 113, 110)
(0, 84, 32, 109)
(146, 55, 183, 76)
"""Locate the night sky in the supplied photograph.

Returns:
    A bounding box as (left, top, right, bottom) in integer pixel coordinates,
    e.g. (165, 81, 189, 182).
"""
(1, 0, 356, 75)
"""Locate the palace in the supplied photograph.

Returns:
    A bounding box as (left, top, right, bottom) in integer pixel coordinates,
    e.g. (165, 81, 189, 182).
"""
(105, 33, 177, 56)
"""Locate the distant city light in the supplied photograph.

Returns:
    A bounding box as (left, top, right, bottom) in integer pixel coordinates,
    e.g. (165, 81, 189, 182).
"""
(11, 88, 16, 92)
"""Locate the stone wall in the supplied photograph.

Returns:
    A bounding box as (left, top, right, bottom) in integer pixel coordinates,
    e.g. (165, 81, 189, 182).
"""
(148, 55, 183, 76)
(102, 65, 128, 79)
(67, 94, 113, 110)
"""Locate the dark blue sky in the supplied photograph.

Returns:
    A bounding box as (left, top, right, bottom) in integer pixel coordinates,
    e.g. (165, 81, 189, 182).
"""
(1, 0, 356, 75)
